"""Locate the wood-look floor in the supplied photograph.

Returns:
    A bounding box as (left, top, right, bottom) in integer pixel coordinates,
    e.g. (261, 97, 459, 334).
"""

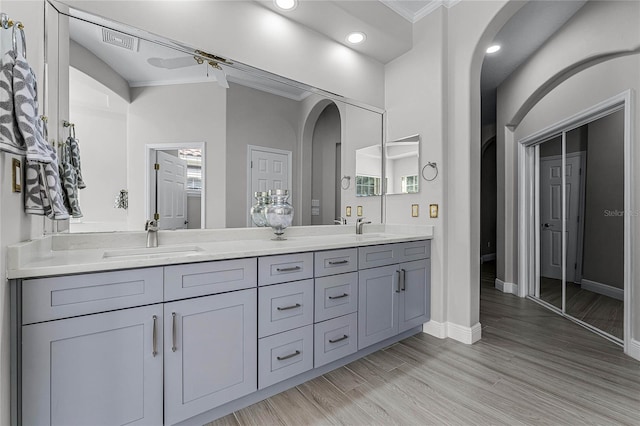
(207, 263, 639, 426)
(539, 276, 624, 339)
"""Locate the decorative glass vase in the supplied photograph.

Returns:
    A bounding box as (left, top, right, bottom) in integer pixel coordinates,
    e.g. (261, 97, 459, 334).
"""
(250, 191, 270, 227)
(265, 189, 294, 240)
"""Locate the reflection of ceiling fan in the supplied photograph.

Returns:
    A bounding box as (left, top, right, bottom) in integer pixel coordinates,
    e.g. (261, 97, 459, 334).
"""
(147, 55, 229, 88)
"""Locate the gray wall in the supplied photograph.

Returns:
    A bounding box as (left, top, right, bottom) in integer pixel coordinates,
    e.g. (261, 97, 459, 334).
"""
(582, 110, 624, 289)
(225, 83, 300, 228)
(480, 139, 496, 257)
(311, 104, 341, 225)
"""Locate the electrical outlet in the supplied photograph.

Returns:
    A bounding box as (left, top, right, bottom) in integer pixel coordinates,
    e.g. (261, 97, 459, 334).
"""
(346, 206, 352, 217)
(357, 206, 363, 216)
(411, 204, 419, 217)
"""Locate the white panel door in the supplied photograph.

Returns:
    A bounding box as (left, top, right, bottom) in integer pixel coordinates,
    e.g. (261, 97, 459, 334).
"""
(22, 305, 163, 426)
(540, 154, 583, 282)
(157, 150, 188, 230)
(250, 148, 289, 193)
(540, 157, 564, 280)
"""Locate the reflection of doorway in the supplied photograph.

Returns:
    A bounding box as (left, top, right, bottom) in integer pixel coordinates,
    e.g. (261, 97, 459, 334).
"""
(247, 145, 292, 226)
(146, 143, 205, 230)
(539, 152, 584, 284)
(311, 104, 341, 225)
(522, 99, 628, 346)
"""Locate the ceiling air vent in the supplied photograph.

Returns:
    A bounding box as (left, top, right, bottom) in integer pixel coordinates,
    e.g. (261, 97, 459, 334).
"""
(101, 28, 139, 52)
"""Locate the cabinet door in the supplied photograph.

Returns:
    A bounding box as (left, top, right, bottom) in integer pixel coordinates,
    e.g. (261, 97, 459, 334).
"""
(164, 289, 257, 425)
(398, 259, 431, 333)
(22, 304, 163, 426)
(358, 264, 399, 349)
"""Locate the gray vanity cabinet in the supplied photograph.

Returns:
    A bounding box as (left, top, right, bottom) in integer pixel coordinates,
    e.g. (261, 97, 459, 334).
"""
(358, 241, 431, 349)
(21, 304, 164, 426)
(163, 288, 257, 425)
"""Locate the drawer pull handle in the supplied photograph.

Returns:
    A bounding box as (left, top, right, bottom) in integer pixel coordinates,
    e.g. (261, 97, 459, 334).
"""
(277, 303, 301, 311)
(276, 266, 302, 272)
(328, 293, 349, 300)
(329, 334, 349, 344)
(152, 315, 158, 357)
(277, 350, 301, 361)
(328, 260, 348, 265)
(171, 312, 177, 352)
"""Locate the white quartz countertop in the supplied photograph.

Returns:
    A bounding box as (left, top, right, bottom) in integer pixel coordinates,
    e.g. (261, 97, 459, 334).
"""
(7, 224, 433, 279)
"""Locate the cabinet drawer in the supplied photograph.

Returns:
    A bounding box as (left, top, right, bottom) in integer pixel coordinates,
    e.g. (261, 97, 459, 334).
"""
(314, 313, 358, 368)
(22, 268, 163, 324)
(314, 248, 358, 277)
(399, 240, 431, 262)
(258, 325, 313, 389)
(314, 272, 358, 322)
(164, 258, 257, 301)
(258, 280, 314, 338)
(258, 253, 313, 286)
(358, 244, 401, 269)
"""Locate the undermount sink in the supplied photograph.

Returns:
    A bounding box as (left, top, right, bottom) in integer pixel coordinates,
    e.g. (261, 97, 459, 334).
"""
(103, 245, 203, 259)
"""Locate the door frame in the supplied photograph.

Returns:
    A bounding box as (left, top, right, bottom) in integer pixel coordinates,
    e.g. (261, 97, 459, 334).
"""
(145, 142, 206, 229)
(518, 90, 633, 354)
(246, 145, 293, 227)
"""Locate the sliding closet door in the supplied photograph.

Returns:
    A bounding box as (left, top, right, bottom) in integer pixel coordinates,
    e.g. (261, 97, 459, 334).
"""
(565, 111, 624, 340)
(538, 136, 564, 309)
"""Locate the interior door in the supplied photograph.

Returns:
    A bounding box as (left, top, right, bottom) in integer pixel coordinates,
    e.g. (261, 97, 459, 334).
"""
(156, 150, 188, 230)
(249, 146, 291, 225)
(540, 155, 564, 281)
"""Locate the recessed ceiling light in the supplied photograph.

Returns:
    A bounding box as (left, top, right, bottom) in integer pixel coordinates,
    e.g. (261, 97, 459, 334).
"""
(346, 32, 366, 44)
(486, 44, 501, 54)
(274, 0, 297, 11)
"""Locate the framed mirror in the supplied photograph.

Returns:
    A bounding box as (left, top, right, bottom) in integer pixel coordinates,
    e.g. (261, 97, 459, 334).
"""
(384, 134, 420, 195)
(52, 2, 384, 232)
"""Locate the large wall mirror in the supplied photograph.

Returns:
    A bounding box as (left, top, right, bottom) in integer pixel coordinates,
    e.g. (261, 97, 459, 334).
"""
(51, 2, 383, 233)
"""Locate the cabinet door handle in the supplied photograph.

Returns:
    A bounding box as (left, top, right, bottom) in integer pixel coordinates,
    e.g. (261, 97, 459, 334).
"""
(396, 270, 401, 293)
(328, 293, 348, 300)
(152, 315, 158, 357)
(328, 260, 348, 265)
(171, 312, 177, 352)
(277, 350, 301, 361)
(400, 269, 406, 292)
(276, 266, 301, 272)
(277, 303, 301, 311)
(329, 334, 349, 344)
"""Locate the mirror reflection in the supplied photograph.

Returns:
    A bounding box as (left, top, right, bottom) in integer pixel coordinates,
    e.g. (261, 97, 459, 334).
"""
(64, 12, 383, 232)
(385, 134, 419, 195)
(355, 145, 382, 197)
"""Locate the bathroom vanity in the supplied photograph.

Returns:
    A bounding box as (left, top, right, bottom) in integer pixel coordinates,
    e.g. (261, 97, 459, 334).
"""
(8, 225, 432, 425)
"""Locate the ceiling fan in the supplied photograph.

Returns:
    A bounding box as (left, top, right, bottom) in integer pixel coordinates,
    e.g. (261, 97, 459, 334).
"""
(147, 54, 230, 88)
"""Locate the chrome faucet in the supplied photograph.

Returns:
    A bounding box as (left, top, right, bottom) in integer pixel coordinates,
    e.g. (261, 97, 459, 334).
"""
(356, 217, 371, 234)
(334, 217, 347, 225)
(145, 219, 159, 248)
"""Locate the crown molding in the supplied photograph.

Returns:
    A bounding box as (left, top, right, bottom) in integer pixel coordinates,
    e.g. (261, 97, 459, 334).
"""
(380, 0, 461, 24)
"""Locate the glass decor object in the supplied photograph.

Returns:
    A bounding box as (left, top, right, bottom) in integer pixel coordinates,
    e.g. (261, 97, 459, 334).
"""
(250, 191, 270, 227)
(265, 189, 294, 240)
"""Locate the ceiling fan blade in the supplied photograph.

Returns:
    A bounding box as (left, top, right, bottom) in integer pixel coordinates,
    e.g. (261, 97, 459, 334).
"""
(147, 56, 199, 69)
(209, 65, 229, 89)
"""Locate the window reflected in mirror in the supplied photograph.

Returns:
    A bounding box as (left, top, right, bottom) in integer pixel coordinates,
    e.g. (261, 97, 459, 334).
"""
(385, 134, 420, 195)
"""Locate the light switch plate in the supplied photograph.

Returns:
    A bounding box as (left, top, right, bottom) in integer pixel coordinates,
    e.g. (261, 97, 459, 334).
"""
(346, 206, 352, 217)
(411, 204, 419, 217)
(429, 204, 439, 218)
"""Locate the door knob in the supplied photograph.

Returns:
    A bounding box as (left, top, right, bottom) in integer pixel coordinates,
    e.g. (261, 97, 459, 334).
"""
(543, 223, 550, 228)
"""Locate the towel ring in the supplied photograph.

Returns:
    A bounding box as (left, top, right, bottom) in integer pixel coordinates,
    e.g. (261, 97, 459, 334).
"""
(421, 162, 438, 182)
(341, 175, 351, 190)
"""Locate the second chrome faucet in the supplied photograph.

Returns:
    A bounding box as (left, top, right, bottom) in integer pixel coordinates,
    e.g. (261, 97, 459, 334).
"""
(356, 217, 371, 235)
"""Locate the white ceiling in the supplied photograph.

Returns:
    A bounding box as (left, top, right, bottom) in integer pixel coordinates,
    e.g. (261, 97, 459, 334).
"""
(70, 0, 587, 125)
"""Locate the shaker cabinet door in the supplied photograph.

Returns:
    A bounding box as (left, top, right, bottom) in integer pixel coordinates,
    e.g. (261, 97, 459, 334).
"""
(357, 264, 399, 349)
(22, 304, 164, 426)
(164, 289, 257, 425)
(398, 259, 431, 333)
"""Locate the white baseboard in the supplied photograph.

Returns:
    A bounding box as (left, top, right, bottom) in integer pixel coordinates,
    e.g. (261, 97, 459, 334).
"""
(581, 279, 624, 301)
(495, 278, 518, 295)
(424, 321, 482, 344)
(480, 253, 496, 263)
(626, 339, 640, 361)
(422, 320, 447, 339)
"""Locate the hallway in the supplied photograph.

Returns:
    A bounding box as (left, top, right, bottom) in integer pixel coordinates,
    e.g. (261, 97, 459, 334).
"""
(210, 266, 640, 425)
